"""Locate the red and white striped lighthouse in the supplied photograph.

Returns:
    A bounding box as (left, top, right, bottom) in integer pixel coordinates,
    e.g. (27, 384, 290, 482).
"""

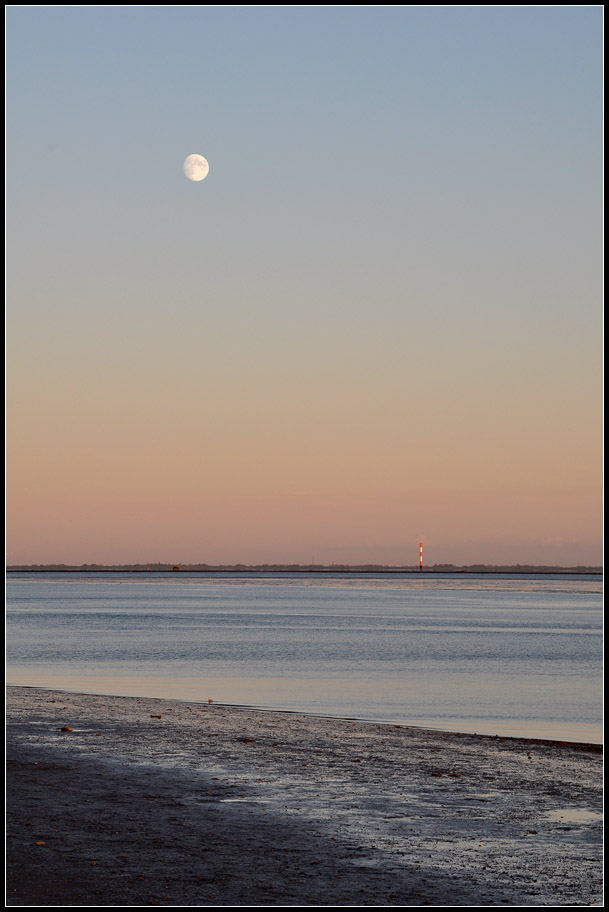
(419, 542, 423, 571)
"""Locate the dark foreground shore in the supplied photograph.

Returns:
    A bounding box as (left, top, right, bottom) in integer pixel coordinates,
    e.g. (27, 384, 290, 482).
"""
(6, 687, 603, 907)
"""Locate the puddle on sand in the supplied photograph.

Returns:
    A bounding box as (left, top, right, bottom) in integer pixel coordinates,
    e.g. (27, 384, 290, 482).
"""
(543, 808, 602, 825)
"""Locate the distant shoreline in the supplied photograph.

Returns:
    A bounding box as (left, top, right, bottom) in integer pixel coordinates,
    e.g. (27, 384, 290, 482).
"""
(7, 565, 603, 575)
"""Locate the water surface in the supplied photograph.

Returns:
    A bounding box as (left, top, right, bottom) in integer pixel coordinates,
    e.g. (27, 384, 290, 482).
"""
(6, 571, 603, 742)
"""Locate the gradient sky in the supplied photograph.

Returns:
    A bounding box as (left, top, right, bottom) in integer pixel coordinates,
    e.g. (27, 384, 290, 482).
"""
(6, 6, 603, 566)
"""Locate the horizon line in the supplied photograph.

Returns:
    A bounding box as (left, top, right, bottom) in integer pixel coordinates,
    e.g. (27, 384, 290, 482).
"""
(6, 562, 603, 574)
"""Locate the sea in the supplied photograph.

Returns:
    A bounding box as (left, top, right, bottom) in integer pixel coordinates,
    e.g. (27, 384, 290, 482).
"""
(5, 571, 603, 743)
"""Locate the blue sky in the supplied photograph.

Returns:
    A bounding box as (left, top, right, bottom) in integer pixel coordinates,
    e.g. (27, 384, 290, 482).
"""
(7, 6, 603, 565)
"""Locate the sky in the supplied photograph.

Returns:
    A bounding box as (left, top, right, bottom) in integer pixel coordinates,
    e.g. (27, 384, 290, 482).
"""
(6, 6, 603, 566)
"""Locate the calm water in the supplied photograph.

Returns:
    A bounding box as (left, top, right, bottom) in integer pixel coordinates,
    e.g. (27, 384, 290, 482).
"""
(6, 572, 603, 742)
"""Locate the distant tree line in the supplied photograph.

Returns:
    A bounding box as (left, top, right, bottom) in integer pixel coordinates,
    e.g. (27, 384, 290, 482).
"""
(7, 562, 603, 574)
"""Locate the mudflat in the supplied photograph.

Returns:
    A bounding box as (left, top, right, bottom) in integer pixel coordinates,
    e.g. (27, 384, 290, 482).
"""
(6, 686, 603, 906)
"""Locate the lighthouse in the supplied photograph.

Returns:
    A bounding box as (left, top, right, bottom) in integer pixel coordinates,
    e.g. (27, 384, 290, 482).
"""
(419, 542, 423, 571)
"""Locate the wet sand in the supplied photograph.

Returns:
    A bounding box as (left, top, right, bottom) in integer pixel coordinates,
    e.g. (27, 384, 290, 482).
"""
(6, 686, 603, 906)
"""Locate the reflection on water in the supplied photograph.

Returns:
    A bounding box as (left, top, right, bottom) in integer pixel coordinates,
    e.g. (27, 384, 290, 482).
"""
(543, 808, 603, 824)
(6, 572, 603, 743)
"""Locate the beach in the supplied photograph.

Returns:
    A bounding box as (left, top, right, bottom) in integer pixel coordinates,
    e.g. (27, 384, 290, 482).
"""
(6, 687, 603, 906)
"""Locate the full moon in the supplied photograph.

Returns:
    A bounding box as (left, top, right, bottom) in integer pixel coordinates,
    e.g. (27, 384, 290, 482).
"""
(183, 154, 209, 182)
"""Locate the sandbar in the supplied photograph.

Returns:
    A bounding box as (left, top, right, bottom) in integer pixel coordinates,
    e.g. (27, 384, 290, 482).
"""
(6, 686, 603, 906)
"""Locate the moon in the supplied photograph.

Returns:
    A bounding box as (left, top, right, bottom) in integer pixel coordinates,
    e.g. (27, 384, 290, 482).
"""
(183, 154, 209, 182)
